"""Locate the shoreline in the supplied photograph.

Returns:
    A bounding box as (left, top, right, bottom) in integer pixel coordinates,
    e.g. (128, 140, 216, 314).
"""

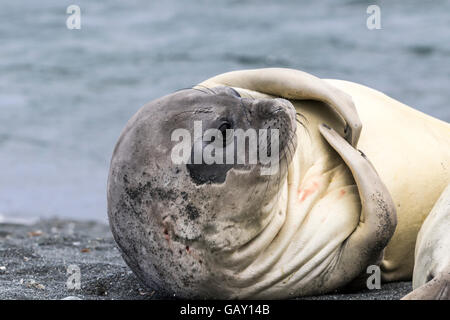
(0, 219, 411, 300)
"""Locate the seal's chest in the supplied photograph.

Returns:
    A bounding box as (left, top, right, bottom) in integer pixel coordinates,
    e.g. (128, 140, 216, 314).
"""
(284, 160, 361, 257)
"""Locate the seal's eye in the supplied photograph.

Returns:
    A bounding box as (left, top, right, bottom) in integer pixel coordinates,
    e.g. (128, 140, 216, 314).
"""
(218, 122, 232, 147)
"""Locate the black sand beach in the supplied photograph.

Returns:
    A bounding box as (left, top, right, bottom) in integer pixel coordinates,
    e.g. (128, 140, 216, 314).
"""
(0, 219, 412, 300)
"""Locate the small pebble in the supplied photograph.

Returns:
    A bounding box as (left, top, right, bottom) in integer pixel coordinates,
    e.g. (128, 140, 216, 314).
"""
(139, 290, 155, 297)
(22, 279, 45, 290)
(28, 230, 43, 237)
(62, 296, 82, 300)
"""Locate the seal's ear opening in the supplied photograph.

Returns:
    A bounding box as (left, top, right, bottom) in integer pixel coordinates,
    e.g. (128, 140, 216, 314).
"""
(227, 87, 241, 98)
(206, 85, 241, 98)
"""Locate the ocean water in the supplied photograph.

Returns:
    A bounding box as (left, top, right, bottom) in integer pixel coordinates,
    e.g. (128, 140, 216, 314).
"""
(0, 0, 449, 222)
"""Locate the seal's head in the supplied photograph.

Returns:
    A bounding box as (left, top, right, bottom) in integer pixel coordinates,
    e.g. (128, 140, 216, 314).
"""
(107, 86, 297, 298)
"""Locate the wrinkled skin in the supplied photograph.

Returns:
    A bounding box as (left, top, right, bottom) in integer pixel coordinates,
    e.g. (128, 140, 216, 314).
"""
(107, 69, 399, 299)
(199, 69, 450, 299)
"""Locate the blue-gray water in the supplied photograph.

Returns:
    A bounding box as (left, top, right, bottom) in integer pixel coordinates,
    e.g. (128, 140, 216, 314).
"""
(1, 0, 449, 222)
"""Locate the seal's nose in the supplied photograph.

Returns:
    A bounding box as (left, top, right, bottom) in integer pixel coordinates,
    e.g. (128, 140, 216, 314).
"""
(250, 98, 295, 122)
(274, 98, 297, 130)
(249, 99, 280, 119)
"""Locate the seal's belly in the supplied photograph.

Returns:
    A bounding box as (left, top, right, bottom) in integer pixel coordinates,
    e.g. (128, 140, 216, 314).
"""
(326, 79, 450, 281)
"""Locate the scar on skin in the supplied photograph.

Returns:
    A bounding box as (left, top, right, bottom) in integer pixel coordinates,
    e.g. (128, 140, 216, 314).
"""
(163, 228, 172, 249)
(185, 245, 203, 264)
(298, 181, 319, 202)
(339, 189, 346, 198)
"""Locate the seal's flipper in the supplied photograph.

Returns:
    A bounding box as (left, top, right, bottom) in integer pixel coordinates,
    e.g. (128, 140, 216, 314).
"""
(403, 184, 450, 300)
(402, 270, 450, 300)
(199, 68, 362, 146)
(318, 123, 397, 283)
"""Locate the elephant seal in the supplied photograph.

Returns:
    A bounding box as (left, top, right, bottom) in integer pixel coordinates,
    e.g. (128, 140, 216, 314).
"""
(402, 184, 450, 300)
(200, 69, 450, 282)
(108, 68, 449, 298)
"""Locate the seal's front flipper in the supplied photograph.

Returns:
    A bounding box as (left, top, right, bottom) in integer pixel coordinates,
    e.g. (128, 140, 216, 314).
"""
(318, 123, 397, 287)
(199, 68, 362, 146)
(402, 271, 450, 300)
(402, 184, 450, 300)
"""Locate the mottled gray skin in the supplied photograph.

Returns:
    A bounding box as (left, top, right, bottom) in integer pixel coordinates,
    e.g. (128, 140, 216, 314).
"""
(107, 86, 297, 298)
